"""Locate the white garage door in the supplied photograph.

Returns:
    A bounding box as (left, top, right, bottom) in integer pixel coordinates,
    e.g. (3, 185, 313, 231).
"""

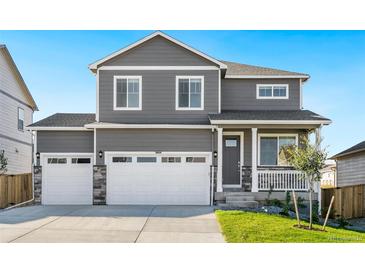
(42, 154, 93, 205)
(106, 152, 211, 205)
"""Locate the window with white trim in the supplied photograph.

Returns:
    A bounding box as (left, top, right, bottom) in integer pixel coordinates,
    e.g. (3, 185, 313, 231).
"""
(114, 76, 142, 110)
(257, 84, 289, 99)
(259, 135, 297, 166)
(18, 107, 24, 131)
(176, 76, 204, 110)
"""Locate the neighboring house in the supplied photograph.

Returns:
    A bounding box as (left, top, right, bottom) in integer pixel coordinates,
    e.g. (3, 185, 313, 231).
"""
(27, 31, 331, 206)
(331, 141, 365, 188)
(0, 45, 38, 174)
(320, 160, 336, 189)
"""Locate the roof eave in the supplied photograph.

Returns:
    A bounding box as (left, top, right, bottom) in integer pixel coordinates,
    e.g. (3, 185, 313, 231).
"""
(331, 148, 365, 159)
(224, 75, 310, 79)
(209, 119, 332, 125)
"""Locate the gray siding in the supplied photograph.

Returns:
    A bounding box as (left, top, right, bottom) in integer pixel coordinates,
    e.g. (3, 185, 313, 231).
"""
(96, 129, 213, 165)
(221, 78, 301, 110)
(37, 131, 94, 153)
(337, 151, 365, 187)
(102, 36, 217, 67)
(99, 70, 219, 124)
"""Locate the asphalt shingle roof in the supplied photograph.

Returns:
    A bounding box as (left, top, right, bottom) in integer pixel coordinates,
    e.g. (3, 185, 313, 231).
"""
(332, 141, 365, 159)
(209, 110, 330, 121)
(28, 113, 95, 127)
(221, 60, 309, 78)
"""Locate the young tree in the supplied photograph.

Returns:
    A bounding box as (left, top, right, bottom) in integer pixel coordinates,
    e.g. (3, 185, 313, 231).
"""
(0, 150, 8, 175)
(284, 138, 327, 229)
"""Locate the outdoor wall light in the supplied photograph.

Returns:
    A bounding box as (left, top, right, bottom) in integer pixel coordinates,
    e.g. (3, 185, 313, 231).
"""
(36, 152, 40, 159)
(213, 151, 218, 158)
(98, 150, 103, 158)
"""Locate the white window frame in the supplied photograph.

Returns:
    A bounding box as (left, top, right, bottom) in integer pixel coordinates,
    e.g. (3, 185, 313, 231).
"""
(175, 76, 204, 110)
(18, 107, 24, 131)
(258, 133, 298, 166)
(256, 84, 289, 99)
(113, 75, 142, 110)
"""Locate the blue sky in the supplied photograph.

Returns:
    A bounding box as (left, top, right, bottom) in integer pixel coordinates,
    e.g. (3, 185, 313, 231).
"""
(1, 30, 364, 156)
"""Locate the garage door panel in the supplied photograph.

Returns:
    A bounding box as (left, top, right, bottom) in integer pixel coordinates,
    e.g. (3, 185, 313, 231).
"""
(107, 153, 211, 205)
(42, 155, 93, 205)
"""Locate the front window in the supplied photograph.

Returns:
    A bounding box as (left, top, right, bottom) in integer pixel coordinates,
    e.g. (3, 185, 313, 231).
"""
(114, 76, 142, 110)
(176, 76, 204, 110)
(18, 108, 24, 131)
(259, 135, 297, 166)
(257, 84, 289, 99)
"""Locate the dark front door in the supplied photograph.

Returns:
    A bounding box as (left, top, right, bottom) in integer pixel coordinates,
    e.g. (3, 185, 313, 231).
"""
(223, 136, 241, 186)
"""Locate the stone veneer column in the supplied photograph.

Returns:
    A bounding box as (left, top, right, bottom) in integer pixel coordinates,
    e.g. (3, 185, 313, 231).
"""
(33, 166, 42, 204)
(93, 165, 106, 205)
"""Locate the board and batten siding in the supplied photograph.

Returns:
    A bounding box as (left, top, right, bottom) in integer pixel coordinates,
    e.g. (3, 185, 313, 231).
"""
(0, 50, 33, 174)
(336, 151, 365, 187)
(221, 78, 301, 111)
(37, 131, 94, 154)
(102, 36, 217, 67)
(98, 70, 219, 124)
(96, 129, 213, 165)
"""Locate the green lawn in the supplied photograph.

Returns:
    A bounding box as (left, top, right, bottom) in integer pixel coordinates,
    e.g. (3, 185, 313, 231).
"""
(215, 210, 365, 243)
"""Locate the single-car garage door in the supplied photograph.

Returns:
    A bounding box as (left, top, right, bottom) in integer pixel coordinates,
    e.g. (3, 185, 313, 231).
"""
(106, 152, 211, 205)
(42, 154, 93, 205)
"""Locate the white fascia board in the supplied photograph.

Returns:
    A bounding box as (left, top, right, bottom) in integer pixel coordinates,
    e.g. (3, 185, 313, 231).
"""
(88, 31, 227, 70)
(26, 127, 92, 131)
(84, 123, 215, 129)
(98, 66, 219, 70)
(209, 120, 332, 125)
(225, 75, 310, 79)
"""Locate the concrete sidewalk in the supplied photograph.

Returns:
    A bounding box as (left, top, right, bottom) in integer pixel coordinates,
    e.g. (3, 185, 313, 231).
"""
(0, 205, 225, 243)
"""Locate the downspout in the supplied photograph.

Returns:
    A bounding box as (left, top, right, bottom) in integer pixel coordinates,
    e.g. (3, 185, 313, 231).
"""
(5, 130, 35, 210)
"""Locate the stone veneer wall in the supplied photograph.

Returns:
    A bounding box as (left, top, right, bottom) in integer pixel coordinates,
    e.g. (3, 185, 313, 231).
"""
(33, 166, 42, 204)
(242, 166, 252, 191)
(93, 165, 106, 205)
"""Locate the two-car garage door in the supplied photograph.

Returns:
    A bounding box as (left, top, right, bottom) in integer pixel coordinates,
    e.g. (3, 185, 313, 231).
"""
(41, 152, 211, 205)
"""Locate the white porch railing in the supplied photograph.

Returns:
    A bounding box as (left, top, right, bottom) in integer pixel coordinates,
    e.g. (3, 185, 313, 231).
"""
(257, 169, 308, 191)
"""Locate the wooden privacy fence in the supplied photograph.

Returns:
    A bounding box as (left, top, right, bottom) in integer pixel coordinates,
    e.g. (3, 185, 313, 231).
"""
(0, 173, 33, 209)
(322, 184, 365, 219)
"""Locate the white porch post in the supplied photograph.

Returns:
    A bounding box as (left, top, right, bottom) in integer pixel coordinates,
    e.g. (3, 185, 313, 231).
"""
(217, 127, 223, 192)
(251, 128, 258, 192)
(315, 125, 323, 215)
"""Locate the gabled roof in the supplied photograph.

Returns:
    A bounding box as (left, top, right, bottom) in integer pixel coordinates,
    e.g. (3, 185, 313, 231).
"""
(0, 45, 38, 111)
(28, 113, 95, 128)
(88, 31, 227, 72)
(209, 110, 331, 125)
(221, 60, 310, 80)
(331, 141, 365, 159)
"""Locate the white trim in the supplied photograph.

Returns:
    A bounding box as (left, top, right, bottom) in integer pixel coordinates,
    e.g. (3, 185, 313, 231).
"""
(175, 76, 204, 111)
(40, 153, 94, 166)
(256, 84, 289, 99)
(113, 75, 142, 111)
(98, 66, 219, 71)
(251, 128, 258, 192)
(84, 123, 214, 129)
(93, 129, 96, 165)
(225, 75, 309, 79)
(26, 127, 93, 131)
(218, 69, 221, 113)
(105, 151, 211, 156)
(88, 31, 227, 70)
(257, 133, 298, 167)
(96, 69, 99, 121)
(222, 131, 244, 188)
(209, 120, 331, 125)
(216, 128, 223, 192)
(33, 130, 37, 165)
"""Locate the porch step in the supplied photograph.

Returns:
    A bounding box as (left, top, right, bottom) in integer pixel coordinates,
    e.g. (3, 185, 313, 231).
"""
(226, 195, 255, 202)
(218, 201, 259, 209)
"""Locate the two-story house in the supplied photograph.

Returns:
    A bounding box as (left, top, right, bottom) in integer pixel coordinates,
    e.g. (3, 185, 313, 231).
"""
(0, 45, 38, 175)
(28, 31, 331, 206)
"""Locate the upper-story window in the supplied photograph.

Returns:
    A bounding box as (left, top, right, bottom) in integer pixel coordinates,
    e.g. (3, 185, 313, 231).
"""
(18, 107, 24, 131)
(113, 76, 142, 110)
(256, 84, 289, 99)
(176, 76, 204, 110)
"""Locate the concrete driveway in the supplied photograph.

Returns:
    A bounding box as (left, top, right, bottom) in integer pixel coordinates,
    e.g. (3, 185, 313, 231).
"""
(0, 205, 224, 243)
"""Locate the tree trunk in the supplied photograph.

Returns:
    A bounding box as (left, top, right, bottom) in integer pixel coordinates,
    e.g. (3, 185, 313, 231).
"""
(309, 182, 313, 230)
